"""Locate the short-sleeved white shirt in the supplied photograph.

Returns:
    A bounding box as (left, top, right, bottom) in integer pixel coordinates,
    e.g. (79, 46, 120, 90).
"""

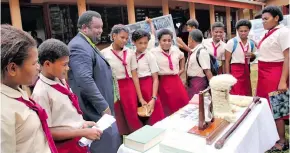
(101, 44, 138, 79)
(187, 44, 211, 77)
(1, 84, 51, 153)
(136, 51, 159, 78)
(225, 36, 257, 64)
(258, 24, 290, 62)
(202, 38, 226, 62)
(150, 45, 184, 75)
(31, 74, 85, 129)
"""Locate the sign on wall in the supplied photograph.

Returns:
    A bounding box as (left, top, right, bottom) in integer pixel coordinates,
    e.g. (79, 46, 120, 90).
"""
(125, 14, 177, 50)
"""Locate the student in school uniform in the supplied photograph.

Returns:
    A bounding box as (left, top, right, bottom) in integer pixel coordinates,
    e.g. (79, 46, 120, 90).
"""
(150, 29, 189, 116)
(177, 19, 200, 56)
(101, 24, 143, 135)
(187, 29, 213, 98)
(1, 25, 57, 153)
(257, 6, 289, 151)
(186, 19, 199, 33)
(31, 39, 103, 153)
(225, 19, 256, 96)
(202, 22, 226, 74)
(186, 29, 213, 98)
(132, 28, 165, 125)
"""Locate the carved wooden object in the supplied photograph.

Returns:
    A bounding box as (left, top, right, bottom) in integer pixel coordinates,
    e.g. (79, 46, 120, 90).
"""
(188, 87, 230, 145)
(214, 97, 261, 149)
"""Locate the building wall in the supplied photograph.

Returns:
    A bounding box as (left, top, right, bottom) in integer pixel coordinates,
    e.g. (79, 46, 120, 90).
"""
(2, 0, 233, 11)
(266, 0, 289, 6)
(2, 0, 256, 45)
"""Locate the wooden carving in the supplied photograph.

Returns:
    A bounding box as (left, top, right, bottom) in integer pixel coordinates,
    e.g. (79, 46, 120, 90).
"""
(188, 87, 230, 145)
(214, 97, 261, 149)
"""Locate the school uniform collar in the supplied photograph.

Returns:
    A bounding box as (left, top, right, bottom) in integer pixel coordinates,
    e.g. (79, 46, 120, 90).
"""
(276, 24, 284, 29)
(209, 38, 221, 45)
(39, 73, 66, 87)
(157, 45, 174, 55)
(268, 24, 283, 32)
(1, 84, 30, 100)
(133, 46, 149, 55)
(109, 44, 128, 52)
(136, 50, 147, 58)
(236, 36, 249, 46)
(191, 44, 203, 53)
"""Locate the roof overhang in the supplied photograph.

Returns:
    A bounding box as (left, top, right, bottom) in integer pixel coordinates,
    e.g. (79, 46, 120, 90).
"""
(173, 0, 264, 10)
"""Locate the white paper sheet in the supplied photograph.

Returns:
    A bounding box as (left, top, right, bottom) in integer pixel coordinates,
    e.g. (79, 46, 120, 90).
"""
(79, 114, 116, 147)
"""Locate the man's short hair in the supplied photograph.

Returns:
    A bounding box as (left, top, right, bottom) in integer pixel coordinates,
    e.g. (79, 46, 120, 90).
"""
(235, 19, 252, 30)
(211, 22, 225, 31)
(262, 5, 283, 22)
(186, 19, 199, 29)
(38, 39, 70, 65)
(189, 29, 203, 43)
(77, 10, 102, 29)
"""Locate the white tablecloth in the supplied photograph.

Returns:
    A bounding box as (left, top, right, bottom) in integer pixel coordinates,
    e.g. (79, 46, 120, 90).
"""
(117, 98, 279, 153)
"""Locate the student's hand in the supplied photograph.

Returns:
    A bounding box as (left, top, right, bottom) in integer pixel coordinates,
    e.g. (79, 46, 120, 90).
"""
(248, 53, 256, 62)
(82, 121, 96, 128)
(139, 98, 148, 106)
(278, 80, 288, 93)
(102, 107, 112, 116)
(178, 69, 184, 76)
(83, 128, 103, 140)
(250, 53, 256, 58)
(147, 99, 155, 115)
(145, 17, 152, 24)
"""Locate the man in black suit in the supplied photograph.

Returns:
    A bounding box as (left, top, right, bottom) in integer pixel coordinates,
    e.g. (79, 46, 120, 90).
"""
(68, 11, 121, 153)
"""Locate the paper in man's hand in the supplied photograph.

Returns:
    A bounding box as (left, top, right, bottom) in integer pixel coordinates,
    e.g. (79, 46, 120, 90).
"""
(79, 114, 116, 147)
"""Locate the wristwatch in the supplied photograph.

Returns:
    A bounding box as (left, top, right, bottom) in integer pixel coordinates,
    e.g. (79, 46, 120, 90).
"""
(152, 96, 157, 100)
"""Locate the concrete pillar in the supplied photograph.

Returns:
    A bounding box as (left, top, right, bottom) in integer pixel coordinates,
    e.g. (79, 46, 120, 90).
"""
(226, 7, 232, 40)
(9, 0, 22, 29)
(77, 0, 86, 17)
(162, 0, 169, 15)
(209, 5, 215, 26)
(189, 2, 196, 19)
(127, 0, 136, 24)
(249, 9, 254, 19)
